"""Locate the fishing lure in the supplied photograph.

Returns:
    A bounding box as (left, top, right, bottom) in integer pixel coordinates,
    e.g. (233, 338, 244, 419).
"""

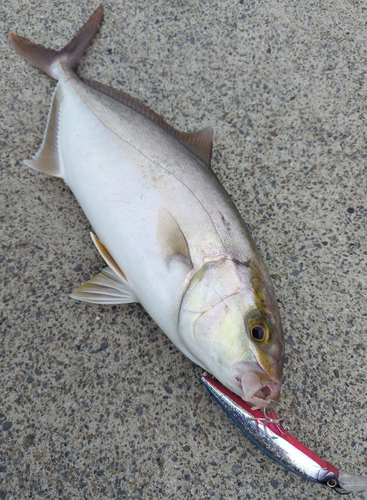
(201, 374, 367, 495)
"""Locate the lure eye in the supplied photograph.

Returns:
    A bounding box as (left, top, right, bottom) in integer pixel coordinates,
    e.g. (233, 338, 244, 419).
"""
(251, 326, 265, 341)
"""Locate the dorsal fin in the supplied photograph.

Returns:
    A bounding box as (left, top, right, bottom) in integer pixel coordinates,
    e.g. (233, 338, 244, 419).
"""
(83, 77, 213, 168)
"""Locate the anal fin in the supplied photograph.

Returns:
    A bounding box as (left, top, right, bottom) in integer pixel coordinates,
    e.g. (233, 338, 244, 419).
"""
(24, 85, 63, 177)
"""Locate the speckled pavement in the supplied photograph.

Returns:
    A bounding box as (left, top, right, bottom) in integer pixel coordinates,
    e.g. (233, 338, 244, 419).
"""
(1, 1, 367, 499)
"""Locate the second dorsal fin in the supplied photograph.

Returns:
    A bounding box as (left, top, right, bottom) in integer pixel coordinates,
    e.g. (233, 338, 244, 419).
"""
(83, 77, 213, 168)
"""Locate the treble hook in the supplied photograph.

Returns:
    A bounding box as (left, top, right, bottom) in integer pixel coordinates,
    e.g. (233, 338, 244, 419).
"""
(248, 407, 285, 439)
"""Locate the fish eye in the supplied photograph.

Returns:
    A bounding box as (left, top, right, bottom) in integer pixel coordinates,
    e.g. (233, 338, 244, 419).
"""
(251, 326, 265, 341)
(247, 312, 271, 344)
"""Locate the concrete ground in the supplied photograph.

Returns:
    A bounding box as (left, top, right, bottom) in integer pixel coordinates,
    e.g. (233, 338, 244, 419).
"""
(1, 1, 367, 499)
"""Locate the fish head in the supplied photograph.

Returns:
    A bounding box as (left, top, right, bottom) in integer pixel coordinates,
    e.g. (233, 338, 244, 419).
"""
(234, 307, 284, 407)
(179, 257, 284, 407)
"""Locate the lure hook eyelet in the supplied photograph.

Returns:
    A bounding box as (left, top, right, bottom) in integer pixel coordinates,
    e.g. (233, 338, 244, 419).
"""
(326, 478, 352, 496)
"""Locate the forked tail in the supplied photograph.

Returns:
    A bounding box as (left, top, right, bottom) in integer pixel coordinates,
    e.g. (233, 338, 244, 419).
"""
(8, 4, 104, 80)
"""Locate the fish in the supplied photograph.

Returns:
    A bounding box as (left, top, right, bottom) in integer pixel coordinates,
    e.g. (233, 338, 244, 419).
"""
(201, 374, 367, 495)
(8, 5, 284, 408)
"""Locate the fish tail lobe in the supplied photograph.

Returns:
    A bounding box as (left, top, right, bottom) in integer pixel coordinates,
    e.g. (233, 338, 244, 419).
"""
(8, 5, 104, 80)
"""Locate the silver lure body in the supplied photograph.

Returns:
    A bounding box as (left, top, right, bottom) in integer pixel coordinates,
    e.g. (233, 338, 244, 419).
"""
(201, 374, 367, 494)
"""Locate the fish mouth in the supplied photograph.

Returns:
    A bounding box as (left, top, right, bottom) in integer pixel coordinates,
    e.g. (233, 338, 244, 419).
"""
(235, 362, 281, 408)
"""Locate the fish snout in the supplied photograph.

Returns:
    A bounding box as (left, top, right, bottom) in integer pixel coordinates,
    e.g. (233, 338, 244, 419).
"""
(236, 361, 281, 408)
(245, 377, 281, 408)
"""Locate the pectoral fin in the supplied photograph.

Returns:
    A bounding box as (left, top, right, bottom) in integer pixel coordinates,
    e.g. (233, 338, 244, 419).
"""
(70, 266, 139, 305)
(71, 232, 139, 305)
(157, 207, 193, 269)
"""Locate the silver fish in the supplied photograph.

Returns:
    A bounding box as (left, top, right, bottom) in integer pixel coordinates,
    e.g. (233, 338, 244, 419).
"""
(8, 5, 284, 407)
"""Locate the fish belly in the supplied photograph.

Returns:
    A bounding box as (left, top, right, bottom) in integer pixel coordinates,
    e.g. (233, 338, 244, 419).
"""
(53, 82, 208, 360)
(54, 76, 253, 360)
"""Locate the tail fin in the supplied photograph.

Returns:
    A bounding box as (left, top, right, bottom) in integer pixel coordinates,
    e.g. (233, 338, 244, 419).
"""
(8, 5, 104, 80)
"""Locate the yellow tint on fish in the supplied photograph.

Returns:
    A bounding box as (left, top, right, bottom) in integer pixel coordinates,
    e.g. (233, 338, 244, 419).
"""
(8, 5, 285, 407)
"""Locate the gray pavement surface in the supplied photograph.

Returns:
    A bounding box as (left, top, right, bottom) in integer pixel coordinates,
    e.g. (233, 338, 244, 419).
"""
(1, 1, 367, 499)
